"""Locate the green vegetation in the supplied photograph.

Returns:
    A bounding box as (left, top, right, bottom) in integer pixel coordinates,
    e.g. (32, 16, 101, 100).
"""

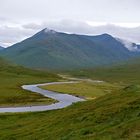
(0, 57, 59, 107)
(66, 61, 140, 84)
(0, 56, 140, 139)
(0, 85, 140, 139)
(40, 81, 121, 99)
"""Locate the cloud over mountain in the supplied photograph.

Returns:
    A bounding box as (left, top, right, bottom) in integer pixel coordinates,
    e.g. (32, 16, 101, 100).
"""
(1, 20, 140, 47)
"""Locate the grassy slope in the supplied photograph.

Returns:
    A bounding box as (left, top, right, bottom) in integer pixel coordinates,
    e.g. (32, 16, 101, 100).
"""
(0, 57, 59, 106)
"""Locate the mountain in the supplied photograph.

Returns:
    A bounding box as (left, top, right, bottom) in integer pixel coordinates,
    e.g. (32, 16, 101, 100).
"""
(0, 46, 4, 50)
(0, 57, 11, 67)
(0, 28, 140, 70)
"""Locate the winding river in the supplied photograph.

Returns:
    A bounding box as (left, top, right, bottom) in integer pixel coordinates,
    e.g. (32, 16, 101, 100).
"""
(0, 82, 84, 113)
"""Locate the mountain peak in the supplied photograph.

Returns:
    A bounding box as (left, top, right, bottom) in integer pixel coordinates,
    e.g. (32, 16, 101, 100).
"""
(93, 33, 114, 41)
(43, 28, 57, 34)
(33, 28, 57, 37)
(101, 33, 113, 38)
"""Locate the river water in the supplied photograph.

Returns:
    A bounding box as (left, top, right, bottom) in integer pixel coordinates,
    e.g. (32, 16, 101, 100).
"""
(0, 82, 84, 113)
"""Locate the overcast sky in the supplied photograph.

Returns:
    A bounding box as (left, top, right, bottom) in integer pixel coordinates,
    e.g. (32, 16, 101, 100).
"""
(0, 0, 140, 47)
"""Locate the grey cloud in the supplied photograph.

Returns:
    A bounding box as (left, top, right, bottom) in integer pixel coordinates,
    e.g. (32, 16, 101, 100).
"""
(27, 20, 140, 44)
(1, 20, 140, 47)
(22, 23, 43, 30)
(0, 25, 36, 47)
(1, 0, 140, 47)
(1, 0, 140, 22)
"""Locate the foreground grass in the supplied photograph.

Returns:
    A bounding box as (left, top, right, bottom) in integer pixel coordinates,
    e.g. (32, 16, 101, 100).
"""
(0, 64, 59, 107)
(0, 85, 140, 140)
(40, 81, 121, 99)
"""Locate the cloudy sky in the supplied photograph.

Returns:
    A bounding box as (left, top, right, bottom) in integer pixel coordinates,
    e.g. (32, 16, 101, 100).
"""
(0, 0, 140, 47)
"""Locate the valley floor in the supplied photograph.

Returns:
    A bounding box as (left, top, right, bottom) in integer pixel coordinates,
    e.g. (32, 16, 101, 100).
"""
(0, 64, 140, 139)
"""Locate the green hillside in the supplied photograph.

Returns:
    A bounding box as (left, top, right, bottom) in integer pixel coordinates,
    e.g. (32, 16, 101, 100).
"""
(67, 58, 140, 84)
(0, 29, 139, 70)
(0, 57, 59, 107)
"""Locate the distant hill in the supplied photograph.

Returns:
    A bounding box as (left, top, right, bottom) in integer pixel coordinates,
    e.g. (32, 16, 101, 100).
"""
(0, 57, 11, 67)
(0, 56, 59, 81)
(1, 28, 140, 70)
(69, 57, 140, 84)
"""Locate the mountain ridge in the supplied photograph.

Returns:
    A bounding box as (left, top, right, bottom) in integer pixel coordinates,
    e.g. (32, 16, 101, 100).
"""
(0, 28, 140, 70)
